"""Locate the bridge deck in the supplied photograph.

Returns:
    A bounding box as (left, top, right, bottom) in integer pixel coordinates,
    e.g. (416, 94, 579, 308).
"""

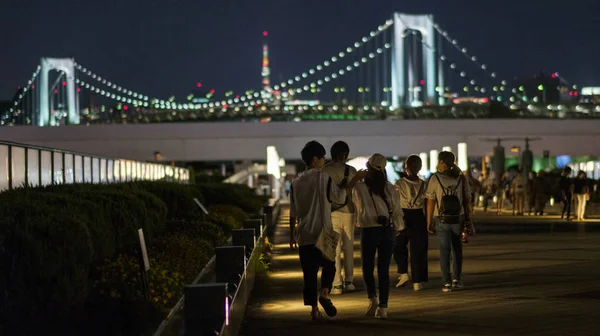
(241, 204, 600, 336)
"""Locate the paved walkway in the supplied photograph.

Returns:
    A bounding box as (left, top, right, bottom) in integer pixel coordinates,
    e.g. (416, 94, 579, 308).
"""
(241, 203, 600, 336)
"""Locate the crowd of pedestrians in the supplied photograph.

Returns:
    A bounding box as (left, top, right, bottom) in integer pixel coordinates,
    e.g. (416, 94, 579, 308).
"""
(289, 140, 474, 320)
(474, 166, 593, 220)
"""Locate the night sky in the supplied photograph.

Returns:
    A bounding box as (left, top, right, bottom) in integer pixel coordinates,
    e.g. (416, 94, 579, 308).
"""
(1, 0, 599, 101)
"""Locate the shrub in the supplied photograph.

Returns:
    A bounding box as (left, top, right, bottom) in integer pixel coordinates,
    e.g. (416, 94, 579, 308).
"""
(194, 183, 266, 213)
(208, 204, 248, 225)
(0, 205, 93, 327)
(132, 181, 204, 220)
(149, 233, 214, 282)
(168, 219, 228, 246)
(90, 254, 185, 310)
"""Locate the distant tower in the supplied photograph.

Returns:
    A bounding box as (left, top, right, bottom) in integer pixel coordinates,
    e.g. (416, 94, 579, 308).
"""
(261, 31, 271, 98)
(262, 31, 271, 92)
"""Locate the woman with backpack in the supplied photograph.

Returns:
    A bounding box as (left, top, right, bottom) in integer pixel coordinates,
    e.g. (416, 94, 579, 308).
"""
(425, 151, 472, 292)
(393, 155, 428, 291)
(353, 154, 405, 319)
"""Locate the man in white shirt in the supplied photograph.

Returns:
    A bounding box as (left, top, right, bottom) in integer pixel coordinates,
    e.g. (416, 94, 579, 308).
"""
(321, 141, 357, 294)
(289, 141, 365, 320)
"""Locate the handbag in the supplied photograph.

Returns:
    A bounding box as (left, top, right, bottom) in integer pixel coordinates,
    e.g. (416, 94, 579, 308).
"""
(315, 171, 340, 261)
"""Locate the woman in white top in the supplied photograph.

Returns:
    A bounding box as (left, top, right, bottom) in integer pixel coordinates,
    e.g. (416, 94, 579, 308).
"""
(393, 155, 428, 291)
(353, 154, 404, 320)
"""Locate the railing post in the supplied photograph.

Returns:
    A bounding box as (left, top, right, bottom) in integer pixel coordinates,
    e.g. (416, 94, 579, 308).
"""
(215, 246, 246, 285)
(232, 229, 255, 258)
(184, 283, 229, 336)
(243, 219, 262, 240)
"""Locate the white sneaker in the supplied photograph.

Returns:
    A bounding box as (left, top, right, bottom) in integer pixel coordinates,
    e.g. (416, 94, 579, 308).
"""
(330, 286, 343, 295)
(344, 282, 356, 291)
(365, 297, 378, 316)
(376, 307, 388, 320)
(442, 284, 452, 292)
(413, 282, 423, 291)
(452, 280, 464, 289)
(396, 273, 410, 287)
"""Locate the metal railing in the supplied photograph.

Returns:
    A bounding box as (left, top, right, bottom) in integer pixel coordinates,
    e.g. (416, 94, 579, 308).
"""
(0, 140, 189, 192)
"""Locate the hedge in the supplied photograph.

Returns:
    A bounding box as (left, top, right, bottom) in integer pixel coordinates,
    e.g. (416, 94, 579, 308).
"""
(0, 180, 264, 335)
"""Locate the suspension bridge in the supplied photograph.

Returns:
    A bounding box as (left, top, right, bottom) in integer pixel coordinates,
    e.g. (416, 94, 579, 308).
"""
(1, 13, 592, 127)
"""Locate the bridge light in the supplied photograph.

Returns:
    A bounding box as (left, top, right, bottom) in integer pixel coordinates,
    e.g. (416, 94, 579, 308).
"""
(347, 47, 352, 53)
(263, 31, 268, 36)
(538, 84, 545, 91)
(197, 82, 202, 88)
(419, 79, 425, 85)
(324, 61, 330, 66)
(354, 42, 360, 48)
(384, 43, 391, 49)
(519, 86, 525, 92)
(62, 81, 67, 86)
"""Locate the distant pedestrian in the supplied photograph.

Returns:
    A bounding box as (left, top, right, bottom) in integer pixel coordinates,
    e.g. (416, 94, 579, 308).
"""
(284, 180, 291, 199)
(289, 140, 365, 320)
(573, 171, 590, 221)
(559, 167, 573, 220)
(511, 170, 527, 215)
(393, 155, 428, 291)
(322, 141, 358, 294)
(425, 151, 472, 292)
(353, 154, 405, 320)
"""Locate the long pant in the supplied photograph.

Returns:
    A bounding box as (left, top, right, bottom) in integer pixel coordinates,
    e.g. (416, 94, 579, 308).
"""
(436, 217, 463, 285)
(299, 244, 335, 307)
(361, 226, 395, 308)
(331, 212, 356, 287)
(393, 209, 428, 283)
(535, 195, 549, 215)
(514, 191, 526, 214)
(576, 194, 587, 220)
(562, 195, 572, 219)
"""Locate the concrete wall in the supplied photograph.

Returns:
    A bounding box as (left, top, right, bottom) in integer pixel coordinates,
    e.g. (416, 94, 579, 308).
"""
(1, 119, 600, 161)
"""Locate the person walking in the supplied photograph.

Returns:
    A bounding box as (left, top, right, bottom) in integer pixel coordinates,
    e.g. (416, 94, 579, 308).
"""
(322, 141, 358, 294)
(393, 155, 428, 291)
(289, 140, 365, 320)
(573, 171, 590, 221)
(559, 167, 573, 220)
(511, 170, 527, 215)
(425, 151, 472, 292)
(353, 154, 404, 320)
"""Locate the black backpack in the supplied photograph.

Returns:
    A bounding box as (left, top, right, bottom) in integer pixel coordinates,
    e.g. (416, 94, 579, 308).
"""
(434, 174, 464, 224)
(331, 165, 351, 212)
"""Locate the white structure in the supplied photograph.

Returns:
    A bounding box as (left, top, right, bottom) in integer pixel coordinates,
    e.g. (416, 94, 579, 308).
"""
(429, 149, 439, 173)
(3, 119, 600, 161)
(39, 58, 80, 127)
(457, 142, 468, 171)
(391, 13, 443, 108)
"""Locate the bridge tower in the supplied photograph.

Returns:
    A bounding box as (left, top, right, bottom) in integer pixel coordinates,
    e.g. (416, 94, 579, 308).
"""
(391, 13, 444, 109)
(38, 58, 80, 126)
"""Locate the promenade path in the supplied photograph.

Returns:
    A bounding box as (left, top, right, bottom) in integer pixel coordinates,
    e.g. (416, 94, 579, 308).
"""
(241, 202, 600, 336)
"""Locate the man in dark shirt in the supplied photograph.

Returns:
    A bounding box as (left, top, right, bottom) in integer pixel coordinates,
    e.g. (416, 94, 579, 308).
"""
(559, 167, 573, 220)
